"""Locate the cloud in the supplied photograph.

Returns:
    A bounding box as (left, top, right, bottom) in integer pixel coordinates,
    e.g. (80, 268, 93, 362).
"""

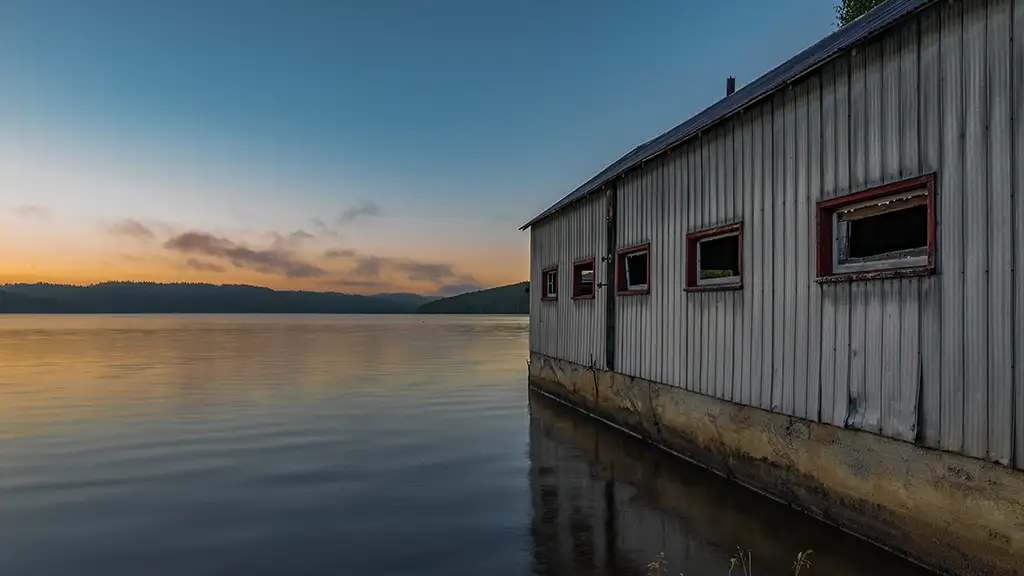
(310, 217, 338, 237)
(184, 258, 226, 273)
(164, 231, 328, 278)
(12, 205, 50, 220)
(324, 248, 356, 259)
(338, 201, 381, 224)
(108, 219, 155, 240)
(333, 250, 480, 288)
(269, 229, 315, 250)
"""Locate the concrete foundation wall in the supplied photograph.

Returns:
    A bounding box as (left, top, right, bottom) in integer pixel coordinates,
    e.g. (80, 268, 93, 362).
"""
(529, 352, 1024, 576)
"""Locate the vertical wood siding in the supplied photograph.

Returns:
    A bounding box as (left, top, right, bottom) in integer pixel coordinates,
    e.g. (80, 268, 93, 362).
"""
(529, 0, 1023, 470)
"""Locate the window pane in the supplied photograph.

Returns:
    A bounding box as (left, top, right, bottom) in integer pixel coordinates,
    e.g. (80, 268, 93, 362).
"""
(844, 203, 927, 260)
(575, 264, 594, 297)
(699, 235, 739, 279)
(625, 252, 648, 288)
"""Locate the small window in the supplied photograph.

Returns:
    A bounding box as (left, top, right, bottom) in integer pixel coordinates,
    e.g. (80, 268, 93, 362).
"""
(616, 244, 650, 295)
(817, 174, 935, 280)
(572, 259, 595, 299)
(686, 223, 742, 291)
(541, 267, 557, 300)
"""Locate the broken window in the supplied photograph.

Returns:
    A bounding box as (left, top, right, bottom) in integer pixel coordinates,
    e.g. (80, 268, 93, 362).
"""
(572, 259, 595, 299)
(817, 175, 935, 279)
(542, 267, 557, 300)
(616, 245, 649, 294)
(835, 193, 928, 269)
(686, 222, 743, 290)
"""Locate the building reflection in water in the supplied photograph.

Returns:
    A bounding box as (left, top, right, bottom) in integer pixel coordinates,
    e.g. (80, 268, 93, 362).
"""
(526, 390, 933, 576)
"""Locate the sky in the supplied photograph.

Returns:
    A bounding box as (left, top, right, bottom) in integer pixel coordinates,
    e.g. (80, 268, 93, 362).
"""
(0, 0, 836, 296)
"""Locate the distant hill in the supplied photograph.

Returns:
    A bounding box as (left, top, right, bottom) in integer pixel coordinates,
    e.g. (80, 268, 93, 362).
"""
(0, 282, 418, 314)
(417, 282, 529, 314)
(0, 289, 82, 314)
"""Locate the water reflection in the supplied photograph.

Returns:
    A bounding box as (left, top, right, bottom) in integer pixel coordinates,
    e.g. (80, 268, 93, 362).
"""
(527, 390, 933, 576)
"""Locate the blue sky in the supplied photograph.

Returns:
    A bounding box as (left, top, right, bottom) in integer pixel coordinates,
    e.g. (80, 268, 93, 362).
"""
(0, 0, 836, 294)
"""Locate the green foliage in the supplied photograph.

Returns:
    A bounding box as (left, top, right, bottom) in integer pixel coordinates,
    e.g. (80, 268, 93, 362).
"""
(835, 0, 886, 26)
(700, 269, 736, 279)
(416, 282, 529, 314)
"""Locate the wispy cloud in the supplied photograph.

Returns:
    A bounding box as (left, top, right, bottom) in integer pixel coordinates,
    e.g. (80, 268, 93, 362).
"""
(269, 229, 315, 250)
(12, 205, 50, 221)
(107, 219, 155, 240)
(327, 249, 479, 288)
(184, 258, 226, 273)
(309, 201, 382, 237)
(164, 231, 328, 278)
(338, 201, 380, 224)
(324, 248, 356, 259)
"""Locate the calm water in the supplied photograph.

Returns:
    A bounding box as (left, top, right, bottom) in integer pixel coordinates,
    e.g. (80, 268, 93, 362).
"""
(0, 315, 931, 575)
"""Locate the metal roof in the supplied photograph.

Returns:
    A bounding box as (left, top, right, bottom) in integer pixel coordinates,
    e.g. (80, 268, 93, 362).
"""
(520, 0, 936, 230)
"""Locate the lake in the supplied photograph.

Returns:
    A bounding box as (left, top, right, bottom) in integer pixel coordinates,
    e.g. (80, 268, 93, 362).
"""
(0, 315, 931, 575)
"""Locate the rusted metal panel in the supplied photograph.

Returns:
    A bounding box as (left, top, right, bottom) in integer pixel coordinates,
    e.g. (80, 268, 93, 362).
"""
(962, 0, 989, 460)
(986, 0, 1013, 466)
(1014, 0, 1024, 470)
(918, 6, 943, 449)
(939, 0, 965, 454)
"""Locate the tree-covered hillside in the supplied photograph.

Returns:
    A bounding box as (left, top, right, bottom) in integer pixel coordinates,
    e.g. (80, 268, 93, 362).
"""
(417, 282, 529, 314)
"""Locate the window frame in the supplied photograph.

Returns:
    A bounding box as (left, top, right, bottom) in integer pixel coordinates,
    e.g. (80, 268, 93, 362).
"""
(571, 258, 597, 300)
(685, 222, 743, 292)
(815, 174, 936, 282)
(541, 266, 558, 301)
(616, 244, 650, 296)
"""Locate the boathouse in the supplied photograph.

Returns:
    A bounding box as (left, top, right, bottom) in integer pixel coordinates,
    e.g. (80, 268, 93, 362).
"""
(522, 0, 1024, 572)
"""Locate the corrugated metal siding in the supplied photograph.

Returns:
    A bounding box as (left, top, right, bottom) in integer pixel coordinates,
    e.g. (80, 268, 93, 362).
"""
(529, 194, 607, 369)
(1014, 0, 1024, 470)
(530, 0, 1023, 469)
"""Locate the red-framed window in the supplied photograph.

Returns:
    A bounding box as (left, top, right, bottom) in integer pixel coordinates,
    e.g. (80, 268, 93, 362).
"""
(541, 266, 558, 301)
(571, 258, 596, 300)
(816, 174, 936, 281)
(616, 244, 650, 295)
(686, 222, 743, 291)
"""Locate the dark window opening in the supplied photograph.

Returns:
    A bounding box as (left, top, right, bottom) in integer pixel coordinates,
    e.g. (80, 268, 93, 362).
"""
(625, 253, 647, 289)
(616, 246, 649, 294)
(841, 201, 927, 263)
(816, 175, 936, 280)
(572, 260, 595, 299)
(698, 233, 740, 282)
(542, 268, 557, 300)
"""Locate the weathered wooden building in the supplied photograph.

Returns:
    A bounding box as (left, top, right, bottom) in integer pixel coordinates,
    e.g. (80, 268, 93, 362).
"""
(523, 0, 1024, 572)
